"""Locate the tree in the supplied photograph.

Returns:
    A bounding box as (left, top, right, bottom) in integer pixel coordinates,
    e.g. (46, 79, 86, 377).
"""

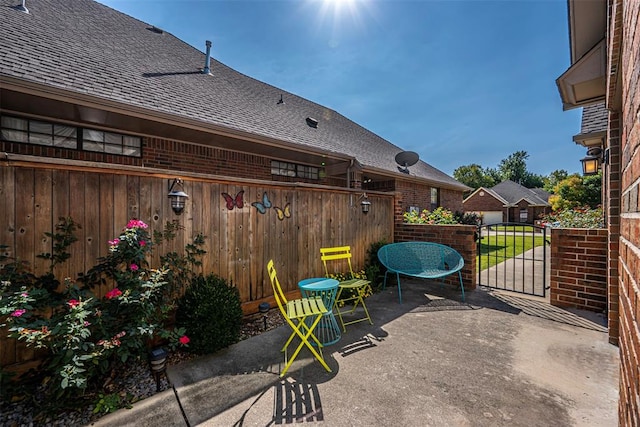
(522, 173, 545, 189)
(453, 151, 559, 192)
(549, 172, 602, 211)
(494, 151, 544, 188)
(453, 164, 496, 190)
(543, 169, 569, 192)
(498, 151, 529, 184)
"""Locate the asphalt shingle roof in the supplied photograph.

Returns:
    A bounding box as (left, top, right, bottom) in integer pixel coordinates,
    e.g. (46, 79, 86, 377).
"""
(489, 180, 550, 206)
(0, 0, 467, 191)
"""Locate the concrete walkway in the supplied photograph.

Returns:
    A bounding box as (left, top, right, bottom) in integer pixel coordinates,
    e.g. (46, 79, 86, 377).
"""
(93, 279, 618, 426)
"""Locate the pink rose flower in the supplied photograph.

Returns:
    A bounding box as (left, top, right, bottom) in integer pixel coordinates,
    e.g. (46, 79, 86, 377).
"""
(67, 299, 80, 308)
(139, 240, 147, 247)
(130, 264, 139, 271)
(105, 288, 123, 299)
(108, 238, 120, 246)
(126, 219, 148, 229)
(11, 309, 26, 317)
(179, 335, 190, 345)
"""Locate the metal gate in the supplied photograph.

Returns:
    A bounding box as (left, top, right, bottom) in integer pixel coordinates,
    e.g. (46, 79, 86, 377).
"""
(476, 223, 549, 297)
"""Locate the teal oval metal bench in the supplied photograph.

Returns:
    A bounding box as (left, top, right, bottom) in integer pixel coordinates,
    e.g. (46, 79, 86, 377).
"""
(377, 242, 465, 303)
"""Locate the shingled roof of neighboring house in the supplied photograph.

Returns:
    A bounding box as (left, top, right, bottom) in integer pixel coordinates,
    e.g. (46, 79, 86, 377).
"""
(0, 0, 468, 191)
(462, 186, 509, 205)
(489, 180, 550, 206)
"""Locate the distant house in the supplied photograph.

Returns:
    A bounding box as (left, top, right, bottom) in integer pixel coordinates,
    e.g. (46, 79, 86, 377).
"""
(462, 180, 551, 225)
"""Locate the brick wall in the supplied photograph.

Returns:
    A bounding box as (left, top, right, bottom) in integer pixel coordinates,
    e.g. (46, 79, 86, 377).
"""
(143, 137, 339, 185)
(395, 181, 464, 213)
(143, 137, 271, 179)
(440, 188, 464, 212)
(463, 190, 503, 212)
(549, 228, 607, 312)
(617, 0, 640, 423)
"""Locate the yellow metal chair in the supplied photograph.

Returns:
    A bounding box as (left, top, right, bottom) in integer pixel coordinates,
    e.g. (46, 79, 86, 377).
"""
(320, 246, 373, 332)
(267, 260, 332, 377)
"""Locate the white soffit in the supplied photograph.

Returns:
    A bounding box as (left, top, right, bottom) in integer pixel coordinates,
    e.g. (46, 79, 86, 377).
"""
(556, 39, 606, 110)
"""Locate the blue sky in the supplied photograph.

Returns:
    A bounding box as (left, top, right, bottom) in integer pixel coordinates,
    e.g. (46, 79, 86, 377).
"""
(98, 0, 584, 177)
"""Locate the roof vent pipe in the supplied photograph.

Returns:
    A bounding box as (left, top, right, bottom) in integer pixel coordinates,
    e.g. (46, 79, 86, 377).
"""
(17, 0, 29, 13)
(203, 40, 212, 74)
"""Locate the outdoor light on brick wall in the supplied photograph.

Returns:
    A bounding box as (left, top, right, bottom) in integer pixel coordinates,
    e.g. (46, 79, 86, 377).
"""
(581, 147, 603, 176)
(168, 178, 189, 215)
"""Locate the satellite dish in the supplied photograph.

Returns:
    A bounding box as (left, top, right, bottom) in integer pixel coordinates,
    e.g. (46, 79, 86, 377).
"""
(395, 151, 419, 174)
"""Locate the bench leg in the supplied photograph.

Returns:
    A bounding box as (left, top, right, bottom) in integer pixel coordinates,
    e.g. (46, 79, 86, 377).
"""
(396, 272, 402, 304)
(458, 271, 465, 302)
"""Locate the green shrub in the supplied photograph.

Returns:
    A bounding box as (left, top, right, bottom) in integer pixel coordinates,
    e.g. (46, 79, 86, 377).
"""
(175, 274, 243, 355)
(403, 207, 458, 224)
(454, 211, 481, 225)
(365, 240, 387, 290)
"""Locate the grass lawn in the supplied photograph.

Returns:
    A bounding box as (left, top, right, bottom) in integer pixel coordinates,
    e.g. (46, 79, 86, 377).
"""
(477, 233, 546, 271)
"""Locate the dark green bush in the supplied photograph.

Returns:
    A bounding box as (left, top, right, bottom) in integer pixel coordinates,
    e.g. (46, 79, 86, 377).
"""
(365, 240, 388, 290)
(175, 274, 243, 355)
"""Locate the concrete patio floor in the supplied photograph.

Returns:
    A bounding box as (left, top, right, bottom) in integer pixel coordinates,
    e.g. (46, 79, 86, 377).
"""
(94, 279, 618, 426)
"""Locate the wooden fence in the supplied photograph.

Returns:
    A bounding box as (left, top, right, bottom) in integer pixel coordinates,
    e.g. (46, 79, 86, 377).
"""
(0, 159, 394, 369)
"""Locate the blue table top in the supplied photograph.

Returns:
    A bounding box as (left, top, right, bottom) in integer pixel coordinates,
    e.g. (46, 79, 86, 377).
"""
(298, 277, 339, 291)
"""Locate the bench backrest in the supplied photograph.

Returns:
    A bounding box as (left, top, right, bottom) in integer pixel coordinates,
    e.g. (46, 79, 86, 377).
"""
(320, 246, 356, 279)
(377, 242, 463, 272)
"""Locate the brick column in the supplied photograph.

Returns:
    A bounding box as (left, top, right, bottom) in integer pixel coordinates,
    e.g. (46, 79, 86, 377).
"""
(606, 111, 621, 345)
(549, 228, 607, 312)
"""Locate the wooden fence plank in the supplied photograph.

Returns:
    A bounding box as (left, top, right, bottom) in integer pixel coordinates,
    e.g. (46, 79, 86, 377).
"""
(84, 172, 100, 280)
(113, 175, 128, 238)
(33, 169, 52, 277)
(51, 169, 70, 280)
(68, 171, 86, 281)
(0, 166, 16, 367)
(1, 165, 16, 257)
(14, 168, 35, 362)
(15, 168, 35, 273)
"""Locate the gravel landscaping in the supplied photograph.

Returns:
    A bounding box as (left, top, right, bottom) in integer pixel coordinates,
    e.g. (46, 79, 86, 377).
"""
(0, 310, 285, 427)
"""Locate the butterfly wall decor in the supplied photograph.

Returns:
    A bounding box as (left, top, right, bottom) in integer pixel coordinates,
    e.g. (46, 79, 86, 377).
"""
(274, 203, 292, 221)
(251, 192, 272, 214)
(221, 190, 245, 210)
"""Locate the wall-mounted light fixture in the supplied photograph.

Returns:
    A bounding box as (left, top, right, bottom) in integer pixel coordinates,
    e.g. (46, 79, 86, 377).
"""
(360, 193, 371, 214)
(580, 147, 603, 176)
(167, 178, 189, 215)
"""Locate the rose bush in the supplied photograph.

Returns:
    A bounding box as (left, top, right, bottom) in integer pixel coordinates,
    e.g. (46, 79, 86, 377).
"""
(541, 206, 604, 229)
(1, 218, 191, 410)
